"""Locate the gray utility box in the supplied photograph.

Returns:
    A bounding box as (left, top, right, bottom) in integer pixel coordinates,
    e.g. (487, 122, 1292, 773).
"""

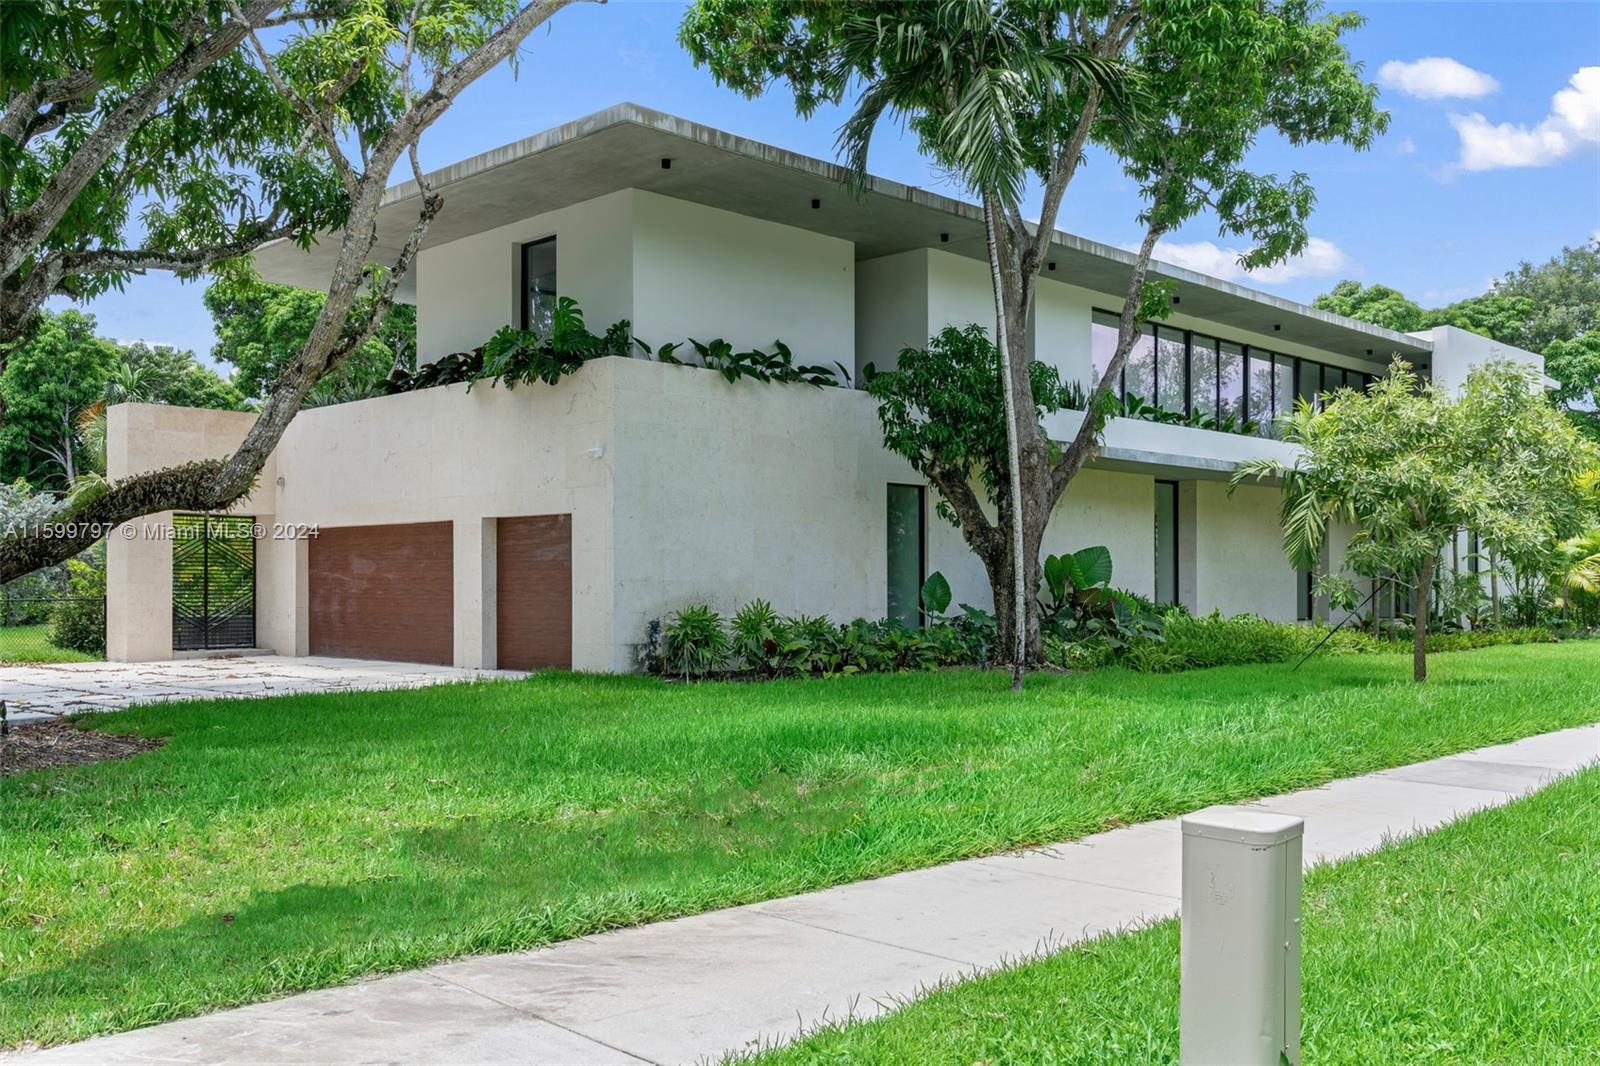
(1179, 809, 1304, 1066)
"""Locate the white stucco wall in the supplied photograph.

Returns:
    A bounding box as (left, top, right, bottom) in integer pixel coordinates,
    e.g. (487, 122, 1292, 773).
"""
(1413, 324, 1546, 396)
(415, 189, 636, 360)
(105, 404, 273, 662)
(1188, 479, 1298, 621)
(854, 250, 929, 379)
(629, 191, 855, 367)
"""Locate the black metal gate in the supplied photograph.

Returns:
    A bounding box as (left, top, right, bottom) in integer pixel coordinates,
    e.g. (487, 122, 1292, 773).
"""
(172, 514, 256, 650)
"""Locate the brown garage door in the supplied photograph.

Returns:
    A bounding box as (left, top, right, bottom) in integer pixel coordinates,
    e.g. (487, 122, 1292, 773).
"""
(497, 514, 572, 670)
(310, 522, 453, 664)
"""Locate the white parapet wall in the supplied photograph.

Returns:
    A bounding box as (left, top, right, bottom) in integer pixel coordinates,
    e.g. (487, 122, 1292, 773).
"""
(107, 356, 1308, 671)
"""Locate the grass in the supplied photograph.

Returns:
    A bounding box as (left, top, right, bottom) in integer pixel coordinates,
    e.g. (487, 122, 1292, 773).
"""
(751, 764, 1600, 1065)
(0, 623, 97, 664)
(2, 643, 1599, 1048)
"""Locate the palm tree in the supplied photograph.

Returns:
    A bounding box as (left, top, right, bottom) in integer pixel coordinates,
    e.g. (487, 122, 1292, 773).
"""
(829, 3, 1134, 688)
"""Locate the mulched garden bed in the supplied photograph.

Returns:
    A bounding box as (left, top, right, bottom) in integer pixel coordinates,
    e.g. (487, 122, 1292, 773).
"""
(0, 719, 163, 776)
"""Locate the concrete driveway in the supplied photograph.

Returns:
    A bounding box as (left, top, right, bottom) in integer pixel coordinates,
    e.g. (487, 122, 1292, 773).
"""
(1, 656, 527, 725)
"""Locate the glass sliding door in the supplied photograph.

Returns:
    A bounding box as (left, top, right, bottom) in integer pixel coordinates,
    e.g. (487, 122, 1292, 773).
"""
(886, 484, 926, 628)
(1154, 480, 1179, 606)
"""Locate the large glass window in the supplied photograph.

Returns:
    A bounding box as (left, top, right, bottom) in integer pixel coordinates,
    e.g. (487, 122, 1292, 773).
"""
(1296, 358, 1319, 408)
(520, 236, 558, 335)
(1124, 328, 1156, 404)
(1273, 354, 1296, 434)
(1218, 341, 1244, 426)
(1189, 336, 1218, 425)
(886, 484, 926, 628)
(1155, 327, 1188, 415)
(1246, 349, 1275, 436)
(1090, 310, 1120, 391)
(1154, 480, 1179, 606)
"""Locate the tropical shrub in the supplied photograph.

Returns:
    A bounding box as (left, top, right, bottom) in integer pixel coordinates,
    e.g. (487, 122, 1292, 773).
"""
(1158, 611, 1309, 668)
(659, 604, 729, 680)
(47, 559, 105, 655)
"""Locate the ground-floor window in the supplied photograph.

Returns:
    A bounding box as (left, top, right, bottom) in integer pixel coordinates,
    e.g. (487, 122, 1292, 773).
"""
(1154, 479, 1179, 606)
(1298, 568, 1315, 621)
(886, 484, 926, 628)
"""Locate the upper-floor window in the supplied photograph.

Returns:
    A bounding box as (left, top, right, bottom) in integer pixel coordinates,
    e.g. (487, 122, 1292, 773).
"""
(1087, 308, 1379, 437)
(520, 236, 557, 335)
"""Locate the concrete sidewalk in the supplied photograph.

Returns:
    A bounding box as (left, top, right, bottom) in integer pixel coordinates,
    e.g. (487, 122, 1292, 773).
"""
(14, 723, 1599, 1066)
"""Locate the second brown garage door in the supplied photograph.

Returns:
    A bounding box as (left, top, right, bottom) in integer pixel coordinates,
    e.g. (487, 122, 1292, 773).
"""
(497, 514, 572, 670)
(309, 522, 454, 664)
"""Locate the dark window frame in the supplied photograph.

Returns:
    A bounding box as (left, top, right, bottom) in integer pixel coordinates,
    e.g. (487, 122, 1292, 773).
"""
(518, 235, 558, 332)
(1154, 478, 1180, 607)
(886, 482, 928, 628)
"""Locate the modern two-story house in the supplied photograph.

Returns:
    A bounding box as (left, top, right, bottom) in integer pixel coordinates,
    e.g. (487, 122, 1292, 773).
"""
(105, 104, 1544, 672)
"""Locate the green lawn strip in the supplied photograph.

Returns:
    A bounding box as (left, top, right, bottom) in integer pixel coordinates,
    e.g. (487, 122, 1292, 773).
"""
(2, 643, 1598, 1048)
(750, 763, 1600, 1065)
(0, 624, 98, 664)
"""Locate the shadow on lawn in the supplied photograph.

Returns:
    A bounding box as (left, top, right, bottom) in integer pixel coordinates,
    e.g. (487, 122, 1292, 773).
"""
(11, 772, 876, 1046)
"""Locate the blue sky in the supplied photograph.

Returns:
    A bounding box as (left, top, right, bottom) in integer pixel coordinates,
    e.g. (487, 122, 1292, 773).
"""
(61, 0, 1600, 361)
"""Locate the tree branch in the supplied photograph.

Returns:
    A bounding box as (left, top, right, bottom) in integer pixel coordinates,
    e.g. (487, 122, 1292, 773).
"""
(0, 0, 288, 283)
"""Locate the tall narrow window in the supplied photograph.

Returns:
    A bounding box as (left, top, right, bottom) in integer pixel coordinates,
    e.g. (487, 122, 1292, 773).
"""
(1156, 327, 1188, 415)
(1189, 336, 1218, 425)
(1124, 327, 1156, 404)
(1218, 341, 1244, 426)
(1154, 479, 1179, 606)
(1090, 310, 1120, 391)
(1298, 569, 1315, 621)
(520, 236, 557, 335)
(886, 484, 926, 628)
(1297, 359, 1320, 408)
(1246, 349, 1275, 435)
(1273, 354, 1296, 435)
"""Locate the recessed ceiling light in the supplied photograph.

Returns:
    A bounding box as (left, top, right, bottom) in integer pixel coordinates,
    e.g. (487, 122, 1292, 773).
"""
(660, 158, 672, 170)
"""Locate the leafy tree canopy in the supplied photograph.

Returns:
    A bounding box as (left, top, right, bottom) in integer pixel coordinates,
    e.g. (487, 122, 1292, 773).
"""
(204, 277, 415, 404)
(1313, 237, 1600, 416)
(1236, 360, 1597, 680)
(119, 341, 249, 411)
(0, 309, 116, 487)
(866, 324, 1084, 527)
(1311, 280, 1427, 333)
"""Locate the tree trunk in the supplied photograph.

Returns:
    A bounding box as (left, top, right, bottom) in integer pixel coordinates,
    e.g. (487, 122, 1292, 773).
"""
(982, 195, 1028, 689)
(1413, 557, 1433, 682)
(1489, 548, 1501, 625)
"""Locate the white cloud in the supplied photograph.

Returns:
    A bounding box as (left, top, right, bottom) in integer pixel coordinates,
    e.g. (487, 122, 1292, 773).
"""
(1451, 66, 1600, 171)
(1149, 237, 1352, 285)
(1379, 57, 1499, 100)
(1395, 136, 1417, 155)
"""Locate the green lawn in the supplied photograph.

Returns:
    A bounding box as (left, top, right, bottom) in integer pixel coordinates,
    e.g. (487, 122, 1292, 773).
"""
(3, 643, 1599, 1049)
(0, 623, 98, 664)
(752, 764, 1600, 1065)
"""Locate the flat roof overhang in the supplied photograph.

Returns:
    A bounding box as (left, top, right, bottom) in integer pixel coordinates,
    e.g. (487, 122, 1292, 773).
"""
(254, 102, 1432, 364)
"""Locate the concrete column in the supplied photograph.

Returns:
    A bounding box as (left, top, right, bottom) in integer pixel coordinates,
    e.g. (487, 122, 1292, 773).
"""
(256, 523, 308, 656)
(106, 512, 175, 662)
(452, 516, 496, 669)
(1180, 809, 1304, 1066)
